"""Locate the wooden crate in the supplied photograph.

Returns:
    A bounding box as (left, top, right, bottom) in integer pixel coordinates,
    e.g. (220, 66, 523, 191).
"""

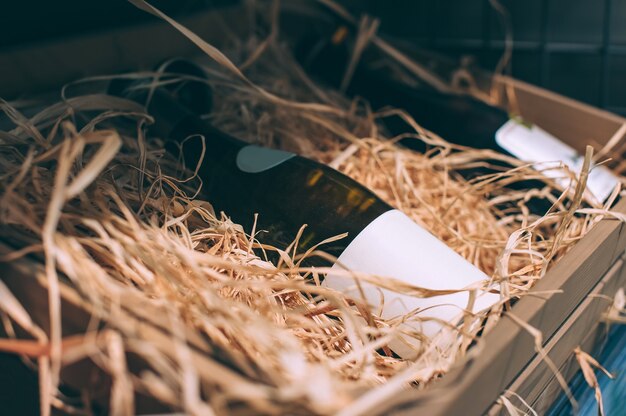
(362, 77, 626, 416)
(487, 255, 626, 415)
(1, 5, 625, 415)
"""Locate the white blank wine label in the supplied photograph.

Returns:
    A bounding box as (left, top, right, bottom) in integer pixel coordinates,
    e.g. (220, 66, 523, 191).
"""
(323, 209, 499, 359)
(495, 119, 619, 204)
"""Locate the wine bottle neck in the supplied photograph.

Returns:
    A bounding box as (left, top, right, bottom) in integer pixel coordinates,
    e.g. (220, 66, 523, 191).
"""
(144, 89, 193, 140)
(142, 88, 248, 172)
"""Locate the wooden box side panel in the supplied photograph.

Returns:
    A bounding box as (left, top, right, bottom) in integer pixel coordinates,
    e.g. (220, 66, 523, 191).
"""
(487, 255, 626, 415)
(492, 75, 626, 154)
(0, 5, 246, 98)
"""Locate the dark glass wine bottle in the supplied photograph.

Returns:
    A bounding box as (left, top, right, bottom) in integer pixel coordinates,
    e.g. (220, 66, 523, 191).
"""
(297, 30, 619, 206)
(110, 60, 498, 357)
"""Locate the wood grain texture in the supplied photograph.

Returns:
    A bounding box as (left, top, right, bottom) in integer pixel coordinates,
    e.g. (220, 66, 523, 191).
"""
(494, 75, 626, 153)
(487, 255, 626, 415)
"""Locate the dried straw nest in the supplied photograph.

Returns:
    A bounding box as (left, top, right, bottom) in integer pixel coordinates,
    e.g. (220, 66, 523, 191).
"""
(0, 1, 624, 415)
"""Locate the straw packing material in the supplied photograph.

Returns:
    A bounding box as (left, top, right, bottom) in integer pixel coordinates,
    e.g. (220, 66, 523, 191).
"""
(0, 1, 623, 414)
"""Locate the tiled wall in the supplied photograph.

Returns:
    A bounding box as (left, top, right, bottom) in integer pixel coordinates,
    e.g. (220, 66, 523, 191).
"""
(344, 0, 626, 115)
(2, 0, 623, 115)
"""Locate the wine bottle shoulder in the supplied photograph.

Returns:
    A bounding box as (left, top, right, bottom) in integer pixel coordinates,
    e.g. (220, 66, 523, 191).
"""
(111, 69, 394, 259)
(161, 111, 391, 256)
(300, 37, 509, 149)
(347, 68, 510, 149)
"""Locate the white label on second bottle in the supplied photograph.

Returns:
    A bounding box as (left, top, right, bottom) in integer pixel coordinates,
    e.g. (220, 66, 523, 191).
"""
(323, 209, 499, 359)
(495, 119, 619, 204)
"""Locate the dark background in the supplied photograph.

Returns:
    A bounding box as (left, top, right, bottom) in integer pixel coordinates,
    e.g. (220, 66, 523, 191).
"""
(0, 0, 624, 114)
(342, 0, 626, 116)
